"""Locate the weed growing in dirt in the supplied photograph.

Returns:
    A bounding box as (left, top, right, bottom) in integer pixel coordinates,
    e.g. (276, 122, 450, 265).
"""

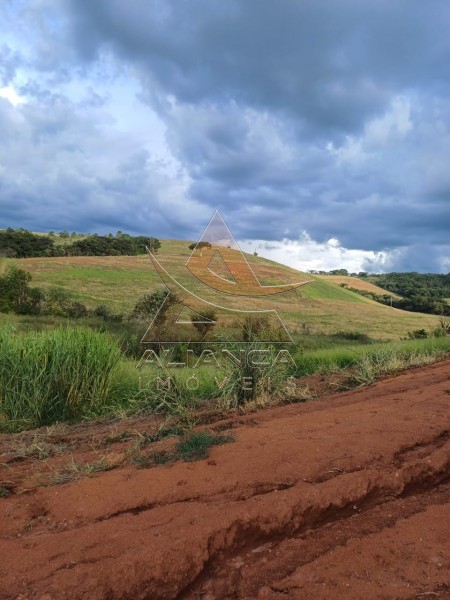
(101, 431, 136, 446)
(133, 449, 172, 468)
(66, 456, 113, 476)
(175, 430, 234, 461)
(47, 471, 74, 487)
(133, 430, 234, 468)
(47, 456, 113, 486)
(0, 485, 12, 497)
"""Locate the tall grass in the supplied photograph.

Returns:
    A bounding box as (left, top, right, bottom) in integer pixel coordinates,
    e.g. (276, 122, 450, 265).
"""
(0, 325, 124, 431)
(217, 341, 293, 407)
(1, 324, 449, 433)
(294, 336, 450, 378)
(128, 364, 218, 416)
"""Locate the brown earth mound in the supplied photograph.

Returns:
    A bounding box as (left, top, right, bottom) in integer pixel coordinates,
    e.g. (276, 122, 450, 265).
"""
(1, 360, 450, 599)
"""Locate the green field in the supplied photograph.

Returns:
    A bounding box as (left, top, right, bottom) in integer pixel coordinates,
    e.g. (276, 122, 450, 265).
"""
(0, 239, 442, 340)
(1, 238, 448, 432)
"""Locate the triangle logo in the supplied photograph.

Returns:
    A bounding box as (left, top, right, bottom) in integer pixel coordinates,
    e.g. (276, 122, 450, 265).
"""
(175, 306, 216, 324)
(207, 250, 236, 283)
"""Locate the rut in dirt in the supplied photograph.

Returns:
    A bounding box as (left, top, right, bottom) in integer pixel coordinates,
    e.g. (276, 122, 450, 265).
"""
(0, 359, 449, 600)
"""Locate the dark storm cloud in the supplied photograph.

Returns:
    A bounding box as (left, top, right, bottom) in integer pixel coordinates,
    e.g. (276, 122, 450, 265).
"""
(67, 0, 450, 135)
(0, 90, 194, 237)
(1, 0, 450, 271)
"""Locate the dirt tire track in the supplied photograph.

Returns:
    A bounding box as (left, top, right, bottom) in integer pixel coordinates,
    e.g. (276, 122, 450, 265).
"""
(0, 359, 449, 599)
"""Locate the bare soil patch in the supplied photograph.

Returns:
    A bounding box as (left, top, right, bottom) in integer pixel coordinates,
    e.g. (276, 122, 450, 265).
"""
(1, 360, 449, 599)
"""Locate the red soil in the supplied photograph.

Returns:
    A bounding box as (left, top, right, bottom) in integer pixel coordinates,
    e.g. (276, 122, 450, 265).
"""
(1, 360, 450, 599)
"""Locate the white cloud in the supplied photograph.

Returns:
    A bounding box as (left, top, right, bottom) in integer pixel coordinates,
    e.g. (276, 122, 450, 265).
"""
(0, 85, 25, 106)
(240, 233, 386, 274)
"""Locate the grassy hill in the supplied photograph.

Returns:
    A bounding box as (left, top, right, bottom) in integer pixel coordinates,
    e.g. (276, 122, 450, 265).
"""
(316, 275, 402, 299)
(0, 239, 441, 340)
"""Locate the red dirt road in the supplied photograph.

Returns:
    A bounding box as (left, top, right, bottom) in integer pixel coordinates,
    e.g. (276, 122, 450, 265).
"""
(1, 360, 450, 599)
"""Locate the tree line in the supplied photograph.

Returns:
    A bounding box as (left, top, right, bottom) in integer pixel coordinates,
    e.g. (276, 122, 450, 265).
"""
(0, 228, 161, 258)
(309, 268, 450, 316)
(340, 283, 450, 316)
(368, 272, 450, 300)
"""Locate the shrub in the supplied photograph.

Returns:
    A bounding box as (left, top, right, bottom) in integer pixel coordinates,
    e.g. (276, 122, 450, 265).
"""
(129, 289, 174, 322)
(241, 314, 286, 343)
(218, 341, 293, 407)
(191, 309, 216, 340)
(439, 316, 450, 335)
(93, 304, 123, 322)
(0, 266, 32, 313)
(43, 286, 87, 318)
(332, 331, 372, 342)
(407, 329, 428, 339)
(65, 301, 88, 319)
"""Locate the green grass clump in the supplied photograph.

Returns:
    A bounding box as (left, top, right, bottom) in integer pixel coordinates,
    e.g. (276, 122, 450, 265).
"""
(132, 430, 234, 468)
(0, 485, 12, 497)
(174, 430, 234, 461)
(214, 340, 294, 408)
(0, 325, 124, 431)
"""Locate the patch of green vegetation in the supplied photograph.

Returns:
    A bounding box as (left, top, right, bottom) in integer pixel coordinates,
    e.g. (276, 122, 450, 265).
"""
(101, 431, 135, 446)
(175, 430, 234, 461)
(47, 456, 114, 486)
(2, 319, 449, 434)
(301, 278, 364, 303)
(133, 430, 234, 468)
(293, 336, 450, 379)
(133, 450, 172, 468)
(0, 325, 125, 431)
(0, 485, 12, 497)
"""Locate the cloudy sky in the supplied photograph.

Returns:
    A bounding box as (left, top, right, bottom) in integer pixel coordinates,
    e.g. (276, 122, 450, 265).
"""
(0, 0, 449, 273)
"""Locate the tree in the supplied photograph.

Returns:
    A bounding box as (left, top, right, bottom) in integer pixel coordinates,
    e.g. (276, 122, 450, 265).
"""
(0, 266, 32, 313)
(0, 248, 17, 258)
(130, 289, 178, 324)
(188, 241, 211, 257)
(0, 229, 54, 258)
(59, 230, 70, 238)
(145, 237, 161, 254)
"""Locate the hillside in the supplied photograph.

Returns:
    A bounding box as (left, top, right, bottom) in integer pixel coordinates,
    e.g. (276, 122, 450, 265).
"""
(0, 239, 441, 339)
(316, 275, 402, 299)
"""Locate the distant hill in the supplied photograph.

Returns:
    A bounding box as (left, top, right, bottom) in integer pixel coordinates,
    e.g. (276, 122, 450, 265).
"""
(316, 275, 402, 299)
(0, 239, 441, 340)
